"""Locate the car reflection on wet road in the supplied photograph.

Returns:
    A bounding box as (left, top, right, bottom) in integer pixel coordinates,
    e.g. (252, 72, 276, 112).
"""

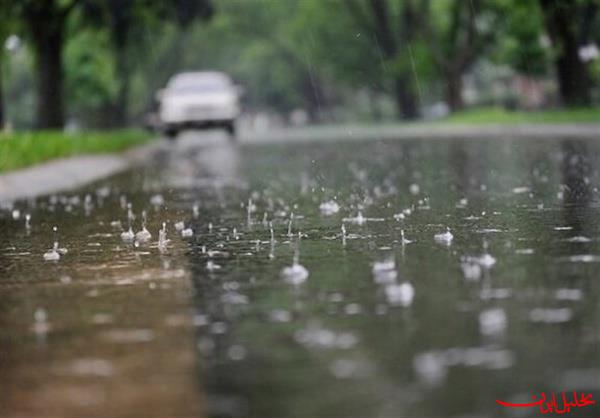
(2, 131, 600, 418)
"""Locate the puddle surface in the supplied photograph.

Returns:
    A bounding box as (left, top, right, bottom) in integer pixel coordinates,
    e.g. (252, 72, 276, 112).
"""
(2, 135, 600, 417)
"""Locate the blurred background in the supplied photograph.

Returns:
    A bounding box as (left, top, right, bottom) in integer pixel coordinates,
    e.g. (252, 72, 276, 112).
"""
(3, 3, 600, 417)
(1, 0, 599, 133)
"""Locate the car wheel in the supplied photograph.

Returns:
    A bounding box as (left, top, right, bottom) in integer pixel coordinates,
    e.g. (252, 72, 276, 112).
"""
(165, 128, 179, 140)
(225, 122, 236, 139)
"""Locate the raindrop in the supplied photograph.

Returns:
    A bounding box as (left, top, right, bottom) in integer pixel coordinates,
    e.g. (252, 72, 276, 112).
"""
(512, 186, 531, 194)
(269, 221, 275, 242)
(287, 212, 295, 237)
(281, 240, 308, 285)
(121, 203, 135, 241)
(400, 229, 412, 245)
(121, 227, 134, 241)
(269, 309, 292, 323)
(393, 213, 405, 221)
(150, 194, 164, 207)
(43, 226, 65, 260)
(206, 260, 222, 271)
(281, 262, 308, 285)
(32, 308, 50, 334)
(385, 282, 414, 307)
(555, 288, 583, 301)
(228, 345, 247, 361)
(343, 211, 366, 225)
(135, 211, 152, 242)
(529, 308, 573, 323)
(460, 260, 482, 281)
(372, 256, 395, 273)
(434, 227, 454, 245)
(319, 200, 340, 215)
(158, 222, 169, 249)
(413, 352, 447, 386)
(479, 308, 507, 336)
(565, 236, 591, 243)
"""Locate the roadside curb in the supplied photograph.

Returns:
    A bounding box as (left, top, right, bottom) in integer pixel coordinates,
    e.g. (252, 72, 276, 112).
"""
(2, 123, 599, 203)
(0, 139, 165, 203)
(242, 123, 600, 144)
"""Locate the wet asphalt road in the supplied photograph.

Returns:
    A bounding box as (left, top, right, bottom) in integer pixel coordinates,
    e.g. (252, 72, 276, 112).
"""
(2, 130, 600, 417)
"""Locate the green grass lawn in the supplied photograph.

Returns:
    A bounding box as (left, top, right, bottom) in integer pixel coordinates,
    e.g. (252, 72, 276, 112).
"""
(1, 107, 599, 174)
(442, 106, 600, 124)
(0, 130, 153, 173)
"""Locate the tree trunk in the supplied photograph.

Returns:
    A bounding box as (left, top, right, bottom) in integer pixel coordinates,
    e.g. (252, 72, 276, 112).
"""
(445, 70, 464, 112)
(367, 0, 419, 120)
(113, 43, 130, 127)
(0, 58, 4, 130)
(109, 1, 132, 128)
(539, 0, 591, 107)
(31, 23, 65, 129)
(394, 77, 419, 120)
(302, 72, 326, 123)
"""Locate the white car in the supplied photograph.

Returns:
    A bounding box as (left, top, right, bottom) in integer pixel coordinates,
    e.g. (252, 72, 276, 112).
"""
(158, 71, 241, 138)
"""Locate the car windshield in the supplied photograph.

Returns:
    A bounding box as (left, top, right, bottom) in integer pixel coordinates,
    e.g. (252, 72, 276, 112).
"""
(169, 83, 228, 94)
(168, 74, 230, 94)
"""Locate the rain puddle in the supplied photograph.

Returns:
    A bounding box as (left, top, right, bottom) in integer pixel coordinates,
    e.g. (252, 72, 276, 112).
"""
(2, 134, 600, 417)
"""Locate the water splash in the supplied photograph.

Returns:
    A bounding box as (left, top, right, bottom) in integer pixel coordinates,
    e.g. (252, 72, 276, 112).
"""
(32, 307, 50, 335)
(343, 211, 366, 226)
(206, 260, 222, 271)
(372, 256, 395, 273)
(247, 198, 256, 225)
(158, 222, 170, 249)
(479, 308, 507, 336)
(135, 211, 152, 242)
(43, 226, 66, 261)
(434, 227, 454, 245)
(319, 200, 340, 215)
(400, 230, 413, 245)
(287, 212, 295, 237)
(43, 241, 60, 261)
(181, 226, 193, 238)
(120, 203, 135, 241)
(281, 239, 308, 285)
(269, 221, 275, 243)
(384, 282, 414, 307)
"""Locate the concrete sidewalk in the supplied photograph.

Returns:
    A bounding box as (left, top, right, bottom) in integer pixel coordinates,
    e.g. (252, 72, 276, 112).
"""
(241, 123, 600, 144)
(0, 140, 166, 203)
(2, 123, 599, 203)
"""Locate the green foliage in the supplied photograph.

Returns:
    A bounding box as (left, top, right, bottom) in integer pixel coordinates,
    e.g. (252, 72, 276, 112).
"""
(0, 129, 151, 172)
(442, 106, 600, 124)
(65, 28, 118, 117)
(2, 0, 599, 128)
(495, 0, 550, 76)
